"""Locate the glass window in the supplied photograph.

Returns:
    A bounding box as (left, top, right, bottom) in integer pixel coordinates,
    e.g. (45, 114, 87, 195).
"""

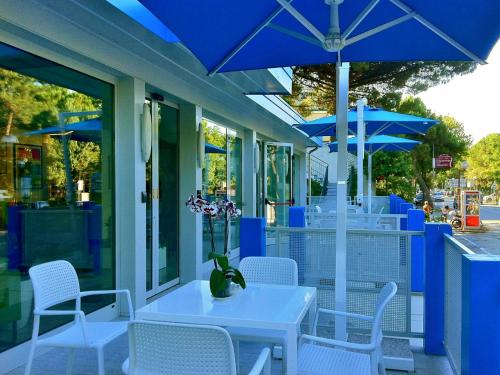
(0, 42, 114, 353)
(201, 120, 242, 261)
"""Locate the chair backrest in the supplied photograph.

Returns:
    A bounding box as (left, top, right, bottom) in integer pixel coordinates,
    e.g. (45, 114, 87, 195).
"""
(239, 256, 298, 286)
(128, 321, 236, 375)
(29, 260, 80, 311)
(370, 281, 397, 345)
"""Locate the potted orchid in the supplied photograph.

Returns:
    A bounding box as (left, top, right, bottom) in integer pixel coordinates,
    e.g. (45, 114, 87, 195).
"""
(186, 194, 246, 298)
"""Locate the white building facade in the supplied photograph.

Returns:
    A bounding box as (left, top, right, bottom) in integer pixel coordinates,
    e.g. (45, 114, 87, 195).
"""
(0, 1, 316, 371)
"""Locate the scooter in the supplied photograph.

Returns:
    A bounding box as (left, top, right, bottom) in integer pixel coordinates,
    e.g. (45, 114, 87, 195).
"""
(449, 210, 463, 229)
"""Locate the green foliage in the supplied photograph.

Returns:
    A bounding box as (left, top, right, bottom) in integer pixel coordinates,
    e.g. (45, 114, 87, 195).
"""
(202, 120, 227, 197)
(308, 179, 323, 196)
(284, 62, 476, 114)
(208, 251, 246, 297)
(372, 151, 415, 200)
(465, 134, 500, 191)
(0, 68, 102, 201)
(348, 165, 357, 199)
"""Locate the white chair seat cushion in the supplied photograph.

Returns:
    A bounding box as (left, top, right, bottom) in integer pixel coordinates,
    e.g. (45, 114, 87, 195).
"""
(38, 321, 127, 348)
(298, 343, 371, 375)
(226, 327, 286, 343)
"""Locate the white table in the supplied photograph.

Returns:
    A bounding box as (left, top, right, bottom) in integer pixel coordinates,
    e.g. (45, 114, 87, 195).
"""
(136, 280, 317, 375)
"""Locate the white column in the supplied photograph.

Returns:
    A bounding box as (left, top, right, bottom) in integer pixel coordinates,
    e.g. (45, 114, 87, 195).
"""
(368, 153, 373, 213)
(335, 62, 349, 341)
(178, 103, 203, 283)
(242, 129, 257, 217)
(356, 98, 367, 209)
(115, 77, 146, 311)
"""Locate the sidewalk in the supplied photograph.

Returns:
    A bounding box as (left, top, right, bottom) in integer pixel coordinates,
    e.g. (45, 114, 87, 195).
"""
(454, 220, 500, 255)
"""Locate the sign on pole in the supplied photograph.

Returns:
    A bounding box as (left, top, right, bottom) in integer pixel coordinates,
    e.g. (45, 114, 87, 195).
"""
(436, 154, 453, 168)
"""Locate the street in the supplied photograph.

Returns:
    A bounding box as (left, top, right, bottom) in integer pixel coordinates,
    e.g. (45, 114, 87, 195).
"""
(453, 204, 500, 254)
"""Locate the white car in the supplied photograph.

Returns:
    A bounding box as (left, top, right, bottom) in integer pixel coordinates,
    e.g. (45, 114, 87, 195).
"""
(483, 193, 497, 204)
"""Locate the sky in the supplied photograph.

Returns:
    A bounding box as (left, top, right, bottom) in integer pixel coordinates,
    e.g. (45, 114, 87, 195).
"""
(417, 41, 500, 144)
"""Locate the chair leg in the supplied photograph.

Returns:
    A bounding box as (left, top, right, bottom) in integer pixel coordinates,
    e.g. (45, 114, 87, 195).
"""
(24, 342, 36, 375)
(234, 340, 240, 374)
(66, 349, 75, 375)
(282, 342, 287, 375)
(25, 315, 40, 375)
(96, 347, 105, 375)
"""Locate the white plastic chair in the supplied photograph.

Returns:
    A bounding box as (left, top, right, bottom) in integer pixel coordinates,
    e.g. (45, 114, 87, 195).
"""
(122, 321, 271, 375)
(230, 256, 298, 373)
(25, 260, 134, 375)
(297, 282, 397, 375)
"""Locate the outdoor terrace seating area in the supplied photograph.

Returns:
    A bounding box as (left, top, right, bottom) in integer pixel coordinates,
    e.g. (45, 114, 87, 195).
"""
(6, 333, 453, 375)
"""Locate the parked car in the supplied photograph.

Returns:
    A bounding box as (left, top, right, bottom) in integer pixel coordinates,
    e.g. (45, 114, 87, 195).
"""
(414, 192, 424, 206)
(433, 191, 445, 202)
(483, 193, 498, 204)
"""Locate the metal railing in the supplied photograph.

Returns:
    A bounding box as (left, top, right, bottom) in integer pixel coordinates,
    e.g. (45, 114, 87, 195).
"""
(444, 234, 475, 374)
(266, 226, 424, 337)
(362, 195, 390, 214)
(305, 212, 405, 230)
(308, 196, 357, 213)
(308, 155, 328, 186)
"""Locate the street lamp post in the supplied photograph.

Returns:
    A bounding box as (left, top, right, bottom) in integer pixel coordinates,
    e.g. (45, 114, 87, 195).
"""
(458, 160, 469, 210)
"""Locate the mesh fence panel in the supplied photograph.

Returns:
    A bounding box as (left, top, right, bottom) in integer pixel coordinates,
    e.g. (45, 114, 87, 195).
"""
(266, 227, 417, 336)
(444, 234, 472, 374)
(306, 213, 403, 231)
(362, 196, 390, 214)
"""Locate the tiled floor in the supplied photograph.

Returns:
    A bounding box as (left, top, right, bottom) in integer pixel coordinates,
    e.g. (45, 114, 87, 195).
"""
(7, 332, 453, 375)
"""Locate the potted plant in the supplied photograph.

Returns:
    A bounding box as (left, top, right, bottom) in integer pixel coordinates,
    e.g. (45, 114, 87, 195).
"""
(186, 194, 246, 298)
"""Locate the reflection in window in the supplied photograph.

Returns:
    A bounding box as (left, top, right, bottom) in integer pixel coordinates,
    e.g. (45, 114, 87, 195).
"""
(201, 120, 242, 261)
(0, 42, 114, 353)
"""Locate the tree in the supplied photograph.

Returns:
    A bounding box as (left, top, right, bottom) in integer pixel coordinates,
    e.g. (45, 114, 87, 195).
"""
(285, 62, 476, 115)
(465, 134, 500, 191)
(368, 97, 471, 202)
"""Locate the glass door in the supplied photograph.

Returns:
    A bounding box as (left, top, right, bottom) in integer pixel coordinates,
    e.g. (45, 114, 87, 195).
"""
(146, 98, 179, 297)
(263, 142, 293, 226)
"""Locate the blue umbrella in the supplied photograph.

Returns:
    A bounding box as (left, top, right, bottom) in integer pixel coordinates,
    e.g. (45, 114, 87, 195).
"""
(204, 143, 226, 154)
(136, 0, 499, 344)
(299, 104, 436, 208)
(137, 1, 499, 72)
(298, 106, 438, 137)
(329, 135, 421, 212)
(25, 118, 102, 143)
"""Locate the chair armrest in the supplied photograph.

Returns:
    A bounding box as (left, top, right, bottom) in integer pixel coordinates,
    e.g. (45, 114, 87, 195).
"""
(248, 347, 271, 375)
(80, 289, 134, 319)
(317, 308, 373, 321)
(300, 334, 377, 352)
(313, 308, 373, 333)
(35, 309, 85, 319)
(35, 309, 89, 345)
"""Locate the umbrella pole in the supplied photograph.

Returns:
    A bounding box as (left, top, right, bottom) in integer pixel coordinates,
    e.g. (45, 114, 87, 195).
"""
(368, 153, 373, 213)
(335, 62, 349, 341)
(356, 99, 366, 211)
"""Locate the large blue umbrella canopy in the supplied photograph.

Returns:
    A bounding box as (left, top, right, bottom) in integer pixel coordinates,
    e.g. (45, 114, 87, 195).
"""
(298, 107, 438, 137)
(137, 0, 499, 73)
(328, 134, 421, 153)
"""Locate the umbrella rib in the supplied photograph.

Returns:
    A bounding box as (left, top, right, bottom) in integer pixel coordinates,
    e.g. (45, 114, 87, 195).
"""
(389, 0, 486, 64)
(275, 0, 326, 44)
(208, 2, 291, 75)
(393, 121, 427, 135)
(268, 24, 323, 47)
(342, 0, 380, 39)
(344, 12, 416, 46)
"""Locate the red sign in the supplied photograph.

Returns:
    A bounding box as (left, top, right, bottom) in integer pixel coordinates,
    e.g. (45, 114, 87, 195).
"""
(436, 154, 452, 168)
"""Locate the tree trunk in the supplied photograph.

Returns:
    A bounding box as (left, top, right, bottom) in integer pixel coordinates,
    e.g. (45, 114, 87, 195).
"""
(414, 169, 433, 204)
